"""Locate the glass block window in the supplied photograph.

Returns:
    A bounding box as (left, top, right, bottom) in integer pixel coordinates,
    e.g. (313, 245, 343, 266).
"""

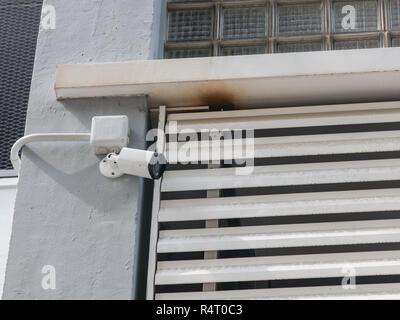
(167, 8, 213, 41)
(165, 0, 269, 58)
(332, 0, 379, 33)
(165, 0, 393, 59)
(391, 36, 400, 46)
(388, 0, 400, 30)
(334, 38, 380, 49)
(277, 41, 323, 53)
(277, 3, 323, 36)
(165, 47, 212, 58)
(222, 6, 266, 39)
(220, 45, 266, 56)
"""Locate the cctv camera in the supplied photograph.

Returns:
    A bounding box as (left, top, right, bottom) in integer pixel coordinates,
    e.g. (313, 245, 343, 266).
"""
(99, 148, 167, 180)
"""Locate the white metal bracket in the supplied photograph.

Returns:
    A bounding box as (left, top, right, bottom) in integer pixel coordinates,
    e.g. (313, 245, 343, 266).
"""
(99, 153, 124, 179)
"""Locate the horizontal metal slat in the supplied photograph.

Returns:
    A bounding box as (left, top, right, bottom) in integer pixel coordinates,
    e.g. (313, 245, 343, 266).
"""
(162, 158, 400, 192)
(159, 188, 400, 222)
(155, 250, 400, 285)
(158, 219, 400, 253)
(166, 101, 400, 122)
(165, 131, 400, 162)
(166, 108, 400, 133)
(156, 283, 400, 300)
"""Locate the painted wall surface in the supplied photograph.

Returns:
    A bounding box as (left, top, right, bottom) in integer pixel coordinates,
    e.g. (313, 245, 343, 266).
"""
(0, 178, 17, 299)
(3, 0, 162, 299)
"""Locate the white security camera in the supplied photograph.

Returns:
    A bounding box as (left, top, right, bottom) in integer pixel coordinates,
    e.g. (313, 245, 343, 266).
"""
(91, 116, 167, 180)
(99, 148, 167, 180)
(10, 115, 167, 180)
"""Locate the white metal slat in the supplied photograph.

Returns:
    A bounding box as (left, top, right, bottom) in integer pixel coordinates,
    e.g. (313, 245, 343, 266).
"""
(155, 250, 400, 285)
(157, 219, 400, 253)
(156, 283, 400, 300)
(159, 188, 400, 222)
(166, 104, 400, 133)
(166, 101, 400, 122)
(167, 109, 400, 133)
(165, 131, 400, 162)
(162, 158, 400, 192)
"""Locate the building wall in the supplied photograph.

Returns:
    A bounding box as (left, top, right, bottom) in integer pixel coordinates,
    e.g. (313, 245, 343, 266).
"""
(3, 0, 163, 300)
(0, 178, 17, 299)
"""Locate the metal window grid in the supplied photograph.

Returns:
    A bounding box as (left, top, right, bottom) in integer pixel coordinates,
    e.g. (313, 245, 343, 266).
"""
(0, 0, 43, 171)
(165, 0, 400, 57)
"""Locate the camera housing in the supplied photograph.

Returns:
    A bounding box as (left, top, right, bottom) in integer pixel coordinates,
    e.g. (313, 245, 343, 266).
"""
(99, 148, 167, 180)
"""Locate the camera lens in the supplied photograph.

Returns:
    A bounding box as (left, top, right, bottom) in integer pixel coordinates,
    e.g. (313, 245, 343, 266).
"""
(148, 152, 167, 179)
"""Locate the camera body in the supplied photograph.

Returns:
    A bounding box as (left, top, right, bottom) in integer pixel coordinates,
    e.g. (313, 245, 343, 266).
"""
(99, 148, 166, 180)
(92, 116, 167, 180)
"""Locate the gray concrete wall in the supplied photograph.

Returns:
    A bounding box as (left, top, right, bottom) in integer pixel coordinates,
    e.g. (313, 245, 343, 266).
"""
(3, 0, 163, 299)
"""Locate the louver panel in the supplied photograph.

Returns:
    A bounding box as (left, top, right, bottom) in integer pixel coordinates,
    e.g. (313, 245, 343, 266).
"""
(165, 102, 400, 133)
(155, 251, 400, 285)
(165, 131, 400, 162)
(159, 189, 400, 222)
(162, 159, 400, 192)
(156, 283, 400, 300)
(157, 219, 400, 253)
(148, 102, 400, 300)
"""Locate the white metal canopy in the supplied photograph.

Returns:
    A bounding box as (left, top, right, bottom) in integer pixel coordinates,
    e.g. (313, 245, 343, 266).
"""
(55, 48, 400, 109)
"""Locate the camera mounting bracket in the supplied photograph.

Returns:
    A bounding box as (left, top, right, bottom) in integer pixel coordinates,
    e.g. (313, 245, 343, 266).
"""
(99, 153, 124, 179)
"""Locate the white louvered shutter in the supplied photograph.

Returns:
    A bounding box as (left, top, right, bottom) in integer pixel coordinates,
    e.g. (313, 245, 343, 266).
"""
(147, 102, 400, 300)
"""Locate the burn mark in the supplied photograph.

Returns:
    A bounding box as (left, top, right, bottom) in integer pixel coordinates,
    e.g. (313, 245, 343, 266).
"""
(188, 83, 243, 111)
